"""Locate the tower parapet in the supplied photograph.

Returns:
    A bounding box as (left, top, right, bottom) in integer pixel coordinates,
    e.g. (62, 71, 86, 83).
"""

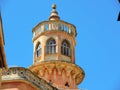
(30, 4, 85, 90)
(32, 20, 77, 39)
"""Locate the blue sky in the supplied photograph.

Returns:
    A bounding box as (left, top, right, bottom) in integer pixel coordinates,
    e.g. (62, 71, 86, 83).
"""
(0, 0, 120, 90)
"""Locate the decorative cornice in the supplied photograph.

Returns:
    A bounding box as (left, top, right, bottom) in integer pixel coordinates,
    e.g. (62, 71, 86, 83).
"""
(2, 67, 58, 90)
(29, 60, 85, 85)
(32, 30, 76, 47)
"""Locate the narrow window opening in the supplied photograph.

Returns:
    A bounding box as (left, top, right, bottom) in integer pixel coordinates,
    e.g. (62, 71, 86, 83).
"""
(61, 40, 70, 56)
(36, 43, 41, 57)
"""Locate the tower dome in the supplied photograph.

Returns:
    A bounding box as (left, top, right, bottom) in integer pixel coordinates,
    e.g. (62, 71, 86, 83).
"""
(49, 4, 60, 20)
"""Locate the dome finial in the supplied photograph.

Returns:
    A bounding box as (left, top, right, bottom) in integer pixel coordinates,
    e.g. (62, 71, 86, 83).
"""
(49, 4, 60, 21)
(52, 4, 56, 9)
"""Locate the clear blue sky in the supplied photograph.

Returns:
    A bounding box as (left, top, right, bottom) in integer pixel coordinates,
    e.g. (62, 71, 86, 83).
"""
(0, 0, 120, 90)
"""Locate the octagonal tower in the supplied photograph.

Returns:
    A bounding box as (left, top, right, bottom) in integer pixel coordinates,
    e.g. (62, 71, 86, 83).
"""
(30, 4, 85, 90)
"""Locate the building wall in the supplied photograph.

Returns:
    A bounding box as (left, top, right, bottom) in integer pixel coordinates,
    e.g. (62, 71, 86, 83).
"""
(2, 82, 37, 90)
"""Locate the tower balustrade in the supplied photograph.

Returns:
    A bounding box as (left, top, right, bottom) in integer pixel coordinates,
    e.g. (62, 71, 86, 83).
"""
(32, 21, 77, 38)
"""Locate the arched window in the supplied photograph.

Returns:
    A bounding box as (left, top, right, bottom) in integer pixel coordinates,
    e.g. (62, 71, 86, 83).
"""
(61, 40, 70, 56)
(46, 39, 56, 54)
(36, 43, 41, 57)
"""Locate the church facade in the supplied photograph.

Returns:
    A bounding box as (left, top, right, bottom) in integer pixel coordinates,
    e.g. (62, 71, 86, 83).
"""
(0, 4, 85, 90)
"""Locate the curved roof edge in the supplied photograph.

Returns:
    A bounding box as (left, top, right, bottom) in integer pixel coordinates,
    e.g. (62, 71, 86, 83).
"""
(2, 67, 58, 90)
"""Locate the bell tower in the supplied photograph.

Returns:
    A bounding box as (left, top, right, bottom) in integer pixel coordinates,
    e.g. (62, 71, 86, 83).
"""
(30, 4, 85, 90)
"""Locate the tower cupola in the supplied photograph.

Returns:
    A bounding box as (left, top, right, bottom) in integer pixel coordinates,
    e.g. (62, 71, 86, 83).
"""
(32, 4, 77, 63)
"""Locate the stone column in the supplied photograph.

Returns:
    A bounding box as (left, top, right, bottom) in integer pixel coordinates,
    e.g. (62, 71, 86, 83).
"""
(42, 36, 45, 61)
(71, 44, 75, 63)
(57, 35, 61, 60)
